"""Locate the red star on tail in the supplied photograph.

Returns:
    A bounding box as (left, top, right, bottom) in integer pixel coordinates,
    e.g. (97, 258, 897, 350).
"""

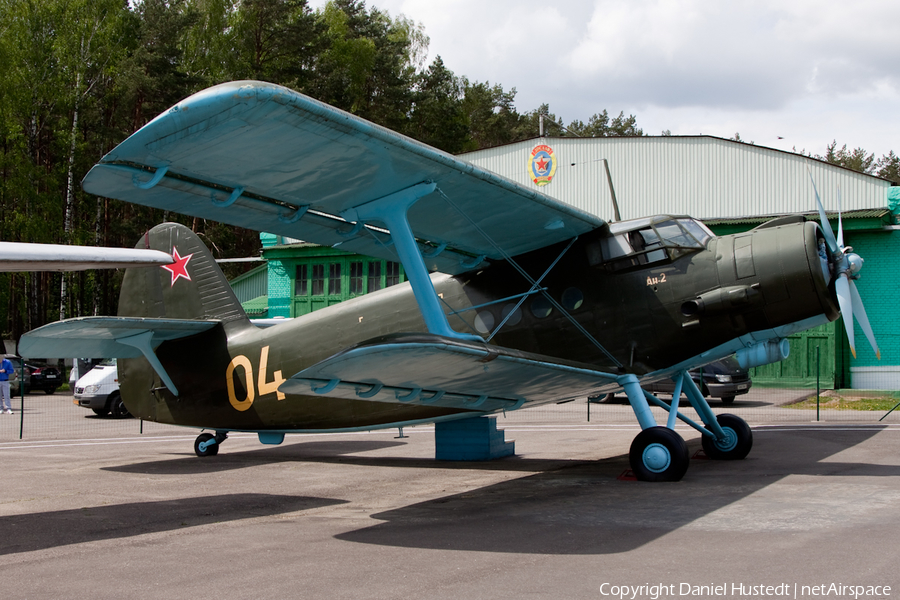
(161, 247, 193, 287)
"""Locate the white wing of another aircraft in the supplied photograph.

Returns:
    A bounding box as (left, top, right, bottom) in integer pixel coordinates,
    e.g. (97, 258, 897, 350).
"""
(0, 242, 173, 272)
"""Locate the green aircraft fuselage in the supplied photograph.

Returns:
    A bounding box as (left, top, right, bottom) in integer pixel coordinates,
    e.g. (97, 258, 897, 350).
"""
(116, 216, 837, 433)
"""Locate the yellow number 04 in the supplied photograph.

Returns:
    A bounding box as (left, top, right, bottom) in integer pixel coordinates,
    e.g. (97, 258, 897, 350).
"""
(226, 346, 286, 411)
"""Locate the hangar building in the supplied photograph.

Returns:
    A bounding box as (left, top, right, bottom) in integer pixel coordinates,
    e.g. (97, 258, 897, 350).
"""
(459, 135, 899, 390)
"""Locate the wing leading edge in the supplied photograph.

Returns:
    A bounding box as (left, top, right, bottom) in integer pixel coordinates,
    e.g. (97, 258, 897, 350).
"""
(82, 81, 603, 275)
(282, 333, 619, 412)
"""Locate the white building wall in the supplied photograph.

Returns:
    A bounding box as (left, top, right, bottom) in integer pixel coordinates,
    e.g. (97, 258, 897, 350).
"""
(459, 136, 890, 222)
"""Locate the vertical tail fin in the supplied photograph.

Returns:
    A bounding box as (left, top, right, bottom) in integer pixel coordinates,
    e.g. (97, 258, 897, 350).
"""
(119, 223, 251, 332)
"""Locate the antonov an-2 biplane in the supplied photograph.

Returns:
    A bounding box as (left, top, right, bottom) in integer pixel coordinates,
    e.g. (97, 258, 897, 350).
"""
(19, 81, 879, 481)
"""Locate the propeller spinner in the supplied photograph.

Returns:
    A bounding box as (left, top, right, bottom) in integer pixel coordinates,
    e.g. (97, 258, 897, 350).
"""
(810, 173, 880, 359)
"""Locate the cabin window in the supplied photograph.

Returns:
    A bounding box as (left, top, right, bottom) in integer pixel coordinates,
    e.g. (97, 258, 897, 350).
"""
(531, 295, 553, 318)
(501, 303, 522, 326)
(350, 261, 364, 295)
(311, 264, 325, 295)
(295, 264, 308, 296)
(474, 311, 495, 334)
(562, 287, 584, 311)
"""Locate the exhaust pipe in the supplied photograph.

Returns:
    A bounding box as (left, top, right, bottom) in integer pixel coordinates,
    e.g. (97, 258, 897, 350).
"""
(735, 339, 790, 370)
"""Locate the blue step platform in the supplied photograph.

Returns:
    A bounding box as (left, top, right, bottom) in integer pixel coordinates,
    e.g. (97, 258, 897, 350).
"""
(434, 416, 515, 461)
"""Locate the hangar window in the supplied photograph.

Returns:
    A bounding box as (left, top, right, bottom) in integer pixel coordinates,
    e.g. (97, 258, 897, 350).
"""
(295, 264, 308, 296)
(350, 261, 364, 295)
(311, 264, 325, 295)
(367, 262, 382, 292)
(329, 263, 342, 295)
(386, 261, 401, 287)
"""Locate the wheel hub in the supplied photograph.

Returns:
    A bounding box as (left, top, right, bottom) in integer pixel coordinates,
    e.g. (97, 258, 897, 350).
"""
(714, 426, 738, 452)
(642, 443, 671, 473)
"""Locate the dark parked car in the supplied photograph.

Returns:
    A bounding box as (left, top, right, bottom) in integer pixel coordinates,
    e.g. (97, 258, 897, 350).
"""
(600, 356, 752, 405)
(27, 363, 62, 394)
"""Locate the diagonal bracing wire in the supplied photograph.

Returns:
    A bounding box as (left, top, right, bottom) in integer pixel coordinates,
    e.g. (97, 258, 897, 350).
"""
(436, 187, 622, 368)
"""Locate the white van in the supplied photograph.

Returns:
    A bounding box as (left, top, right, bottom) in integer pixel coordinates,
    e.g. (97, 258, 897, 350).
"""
(73, 358, 129, 418)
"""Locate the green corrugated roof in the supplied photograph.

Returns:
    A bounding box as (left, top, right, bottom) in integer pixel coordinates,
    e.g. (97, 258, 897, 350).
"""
(702, 209, 889, 226)
(241, 295, 269, 316)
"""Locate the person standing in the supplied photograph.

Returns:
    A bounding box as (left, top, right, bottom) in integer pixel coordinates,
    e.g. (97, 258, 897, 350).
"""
(0, 355, 13, 414)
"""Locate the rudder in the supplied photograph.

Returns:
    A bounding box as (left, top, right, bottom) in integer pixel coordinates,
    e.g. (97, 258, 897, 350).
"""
(119, 223, 251, 332)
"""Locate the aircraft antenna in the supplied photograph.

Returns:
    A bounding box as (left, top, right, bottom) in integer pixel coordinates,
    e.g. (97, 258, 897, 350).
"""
(602, 159, 622, 222)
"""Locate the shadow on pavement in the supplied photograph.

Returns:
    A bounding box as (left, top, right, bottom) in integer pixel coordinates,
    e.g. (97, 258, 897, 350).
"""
(0, 493, 345, 556)
(334, 427, 900, 554)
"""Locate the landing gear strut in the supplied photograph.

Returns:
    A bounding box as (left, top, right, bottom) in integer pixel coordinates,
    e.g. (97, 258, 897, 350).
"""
(194, 431, 228, 457)
(619, 370, 753, 482)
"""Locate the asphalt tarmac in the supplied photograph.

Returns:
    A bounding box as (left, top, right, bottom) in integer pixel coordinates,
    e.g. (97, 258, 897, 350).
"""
(2, 397, 900, 599)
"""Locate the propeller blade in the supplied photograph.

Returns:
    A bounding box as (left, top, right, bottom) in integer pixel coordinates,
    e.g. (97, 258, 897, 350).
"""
(849, 278, 881, 360)
(834, 275, 856, 358)
(836, 185, 844, 248)
(808, 169, 839, 254)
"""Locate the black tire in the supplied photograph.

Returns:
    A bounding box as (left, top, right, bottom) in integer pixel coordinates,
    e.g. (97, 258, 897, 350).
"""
(194, 433, 219, 457)
(108, 392, 130, 419)
(44, 387, 57, 395)
(701, 413, 752, 460)
(92, 408, 109, 417)
(721, 395, 735, 405)
(629, 426, 690, 482)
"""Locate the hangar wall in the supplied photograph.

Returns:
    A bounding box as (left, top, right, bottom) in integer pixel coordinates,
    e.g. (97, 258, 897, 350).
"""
(458, 136, 891, 222)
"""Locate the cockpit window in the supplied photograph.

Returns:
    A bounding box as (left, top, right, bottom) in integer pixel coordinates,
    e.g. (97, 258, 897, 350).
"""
(590, 216, 712, 271)
(677, 218, 713, 247)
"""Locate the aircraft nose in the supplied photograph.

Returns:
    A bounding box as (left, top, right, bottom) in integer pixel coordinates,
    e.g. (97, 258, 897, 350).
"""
(714, 220, 839, 330)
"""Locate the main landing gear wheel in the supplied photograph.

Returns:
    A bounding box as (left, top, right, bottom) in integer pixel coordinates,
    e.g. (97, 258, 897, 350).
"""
(194, 433, 220, 457)
(629, 426, 690, 482)
(701, 413, 752, 460)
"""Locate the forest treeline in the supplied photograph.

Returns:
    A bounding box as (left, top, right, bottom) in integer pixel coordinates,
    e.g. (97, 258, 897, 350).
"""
(0, 0, 897, 339)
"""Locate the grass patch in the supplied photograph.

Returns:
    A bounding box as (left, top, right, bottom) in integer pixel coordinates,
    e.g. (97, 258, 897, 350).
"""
(786, 392, 900, 411)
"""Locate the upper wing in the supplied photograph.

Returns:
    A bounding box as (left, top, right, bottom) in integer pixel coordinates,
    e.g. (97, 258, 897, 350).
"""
(0, 243, 173, 272)
(82, 81, 603, 274)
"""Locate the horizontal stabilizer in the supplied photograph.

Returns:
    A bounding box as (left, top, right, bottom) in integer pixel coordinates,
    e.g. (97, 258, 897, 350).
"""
(0, 242, 173, 272)
(19, 316, 218, 359)
(20, 317, 220, 396)
(282, 333, 618, 412)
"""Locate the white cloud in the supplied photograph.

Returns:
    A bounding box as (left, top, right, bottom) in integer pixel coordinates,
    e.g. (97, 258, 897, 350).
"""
(307, 0, 900, 157)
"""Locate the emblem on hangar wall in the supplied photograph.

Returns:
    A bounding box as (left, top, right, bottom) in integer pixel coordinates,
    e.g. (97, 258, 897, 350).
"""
(528, 144, 557, 186)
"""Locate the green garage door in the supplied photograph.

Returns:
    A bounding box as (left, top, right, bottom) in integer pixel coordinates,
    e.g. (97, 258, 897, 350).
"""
(750, 321, 838, 388)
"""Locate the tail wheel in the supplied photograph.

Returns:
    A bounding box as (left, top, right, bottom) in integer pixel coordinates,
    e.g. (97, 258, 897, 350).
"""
(194, 433, 220, 457)
(701, 413, 752, 460)
(629, 426, 689, 482)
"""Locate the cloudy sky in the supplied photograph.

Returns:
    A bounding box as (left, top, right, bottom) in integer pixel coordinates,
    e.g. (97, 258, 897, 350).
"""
(309, 0, 900, 160)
